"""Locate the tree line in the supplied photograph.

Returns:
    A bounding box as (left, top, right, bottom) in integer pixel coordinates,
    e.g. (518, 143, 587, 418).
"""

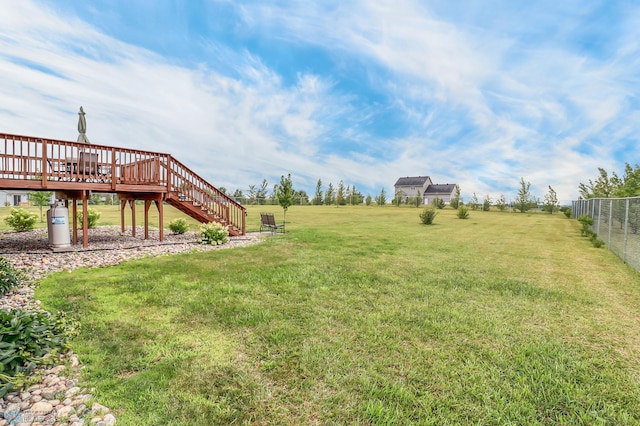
(578, 163, 640, 199)
(223, 178, 389, 207)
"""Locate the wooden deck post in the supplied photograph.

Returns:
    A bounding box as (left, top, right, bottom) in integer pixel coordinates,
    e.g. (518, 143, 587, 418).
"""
(156, 199, 164, 241)
(144, 200, 151, 240)
(72, 200, 78, 245)
(129, 200, 136, 237)
(82, 190, 89, 248)
(120, 199, 126, 234)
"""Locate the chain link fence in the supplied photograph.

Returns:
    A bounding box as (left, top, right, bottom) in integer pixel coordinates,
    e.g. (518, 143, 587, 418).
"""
(572, 197, 640, 271)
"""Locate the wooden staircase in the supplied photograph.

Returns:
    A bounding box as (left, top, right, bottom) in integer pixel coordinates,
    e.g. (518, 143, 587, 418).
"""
(165, 158, 245, 236)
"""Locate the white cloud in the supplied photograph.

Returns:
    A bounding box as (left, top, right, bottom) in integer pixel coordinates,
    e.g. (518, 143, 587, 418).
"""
(1, 0, 639, 203)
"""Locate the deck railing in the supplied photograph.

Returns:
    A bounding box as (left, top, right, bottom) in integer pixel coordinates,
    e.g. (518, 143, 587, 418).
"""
(0, 132, 245, 234)
(167, 157, 246, 234)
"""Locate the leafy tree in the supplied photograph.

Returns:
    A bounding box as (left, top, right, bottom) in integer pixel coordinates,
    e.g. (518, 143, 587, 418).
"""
(578, 163, 640, 200)
(324, 182, 335, 205)
(543, 186, 559, 214)
(450, 185, 461, 209)
(365, 194, 372, 206)
(482, 194, 491, 211)
(219, 187, 227, 194)
(514, 177, 533, 213)
(375, 188, 387, 206)
(296, 190, 309, 205)
(348, 185, 363, 205)
(496, 193, 508, 211)
(275, 174, 295, 224)
(433, 196, 445, 209)
(103, 193, 116, 205)
(247, 184, 257, 205)
(414, 190, 422, 207)
(617, 163, 640, 197)
(256, 179, 269, 205)
(233, 189, 244, 204)
(578, 168, 619, 199)
(394, 190, 403, 207)
(470, 193, 479, 210)
(313, 179, 323, 205)
(28, 191, 53, 222)
(336, 180, 346, 206)
(88, 193, 102, 205)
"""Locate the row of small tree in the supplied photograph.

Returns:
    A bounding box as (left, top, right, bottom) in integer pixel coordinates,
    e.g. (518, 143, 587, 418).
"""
(578, 163, 640, 199)
(224, 178, 391, 207)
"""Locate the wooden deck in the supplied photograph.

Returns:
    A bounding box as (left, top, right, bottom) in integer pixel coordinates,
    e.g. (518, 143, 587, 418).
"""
(0, 132, 246, 247)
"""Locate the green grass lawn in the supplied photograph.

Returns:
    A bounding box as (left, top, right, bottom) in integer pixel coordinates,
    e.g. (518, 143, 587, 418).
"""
(35, 206, 640, 425)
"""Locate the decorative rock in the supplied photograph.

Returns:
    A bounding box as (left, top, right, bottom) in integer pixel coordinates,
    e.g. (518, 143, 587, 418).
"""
(65, 387, 81, 398)
(56, 404, 75, 418)
(0, 226, 262, 426)
(31, 401, 54, 415)
(90, 403, 109, 415)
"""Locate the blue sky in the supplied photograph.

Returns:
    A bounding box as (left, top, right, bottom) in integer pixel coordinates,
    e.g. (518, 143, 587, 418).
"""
(1, 1, 638, 203)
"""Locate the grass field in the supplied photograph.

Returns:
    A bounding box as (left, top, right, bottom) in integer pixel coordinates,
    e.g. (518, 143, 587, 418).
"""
(34, 205, 640, 425)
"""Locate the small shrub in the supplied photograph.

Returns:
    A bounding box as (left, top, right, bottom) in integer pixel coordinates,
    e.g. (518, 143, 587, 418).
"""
(200, 222, 229, 245)
(0, 256, 25, 296)
(419, 207, 437, 225)
(577, 214, 593, 237)
(592, 237, 605, 248)
(432, 197, 445, 209)
(77, 208, 100, 228)
(169, 218, 189, 234)
(0, 309, 78, 397)
(3, 208, 37, 232)
(563, 208, 572, 218)
(457, 205, 470, 219)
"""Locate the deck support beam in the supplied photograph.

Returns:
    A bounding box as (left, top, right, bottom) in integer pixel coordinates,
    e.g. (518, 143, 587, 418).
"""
(81, 190, 90, 247)
(130, 200, 136, 237)
(71, 200, 77, 245)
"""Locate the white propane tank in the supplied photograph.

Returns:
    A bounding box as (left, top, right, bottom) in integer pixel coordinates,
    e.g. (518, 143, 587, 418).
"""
(49, 203, 71, 249)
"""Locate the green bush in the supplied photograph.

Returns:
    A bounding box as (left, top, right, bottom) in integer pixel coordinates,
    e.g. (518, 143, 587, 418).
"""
(592, 237, 605, 248)
(457, 205, 470, 219)
(200, 222, 229, 245)
(0, 257, 24, 296)
(563, 208, 572, 218)
(77, 207, 100, 228)
(169, 218, 189, 234)
(419, 207, 438, 225)
(432, 197, 445, 209)
(0, 309, 78, 397)
(3, 208, 37, 232)
(578, 214, 593, 237)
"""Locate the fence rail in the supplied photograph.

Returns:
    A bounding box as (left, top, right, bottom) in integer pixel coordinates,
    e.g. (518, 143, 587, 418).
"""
(572, 197, 640, 271)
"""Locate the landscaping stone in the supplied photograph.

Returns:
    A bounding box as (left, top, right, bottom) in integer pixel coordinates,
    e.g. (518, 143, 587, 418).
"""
(0, 226, 262, 425)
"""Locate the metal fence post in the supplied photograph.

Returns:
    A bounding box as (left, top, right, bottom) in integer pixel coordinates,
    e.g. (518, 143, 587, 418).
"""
(608, 199, 613, 246)
(623, 198, 629, 264)
(596, 199, 601, 236)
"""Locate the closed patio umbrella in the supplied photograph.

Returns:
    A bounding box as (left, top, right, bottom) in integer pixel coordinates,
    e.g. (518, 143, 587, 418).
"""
(77, 106, 91, 143)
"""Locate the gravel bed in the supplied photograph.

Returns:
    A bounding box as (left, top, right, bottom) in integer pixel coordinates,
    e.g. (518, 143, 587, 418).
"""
(0, 226, 263, 425)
